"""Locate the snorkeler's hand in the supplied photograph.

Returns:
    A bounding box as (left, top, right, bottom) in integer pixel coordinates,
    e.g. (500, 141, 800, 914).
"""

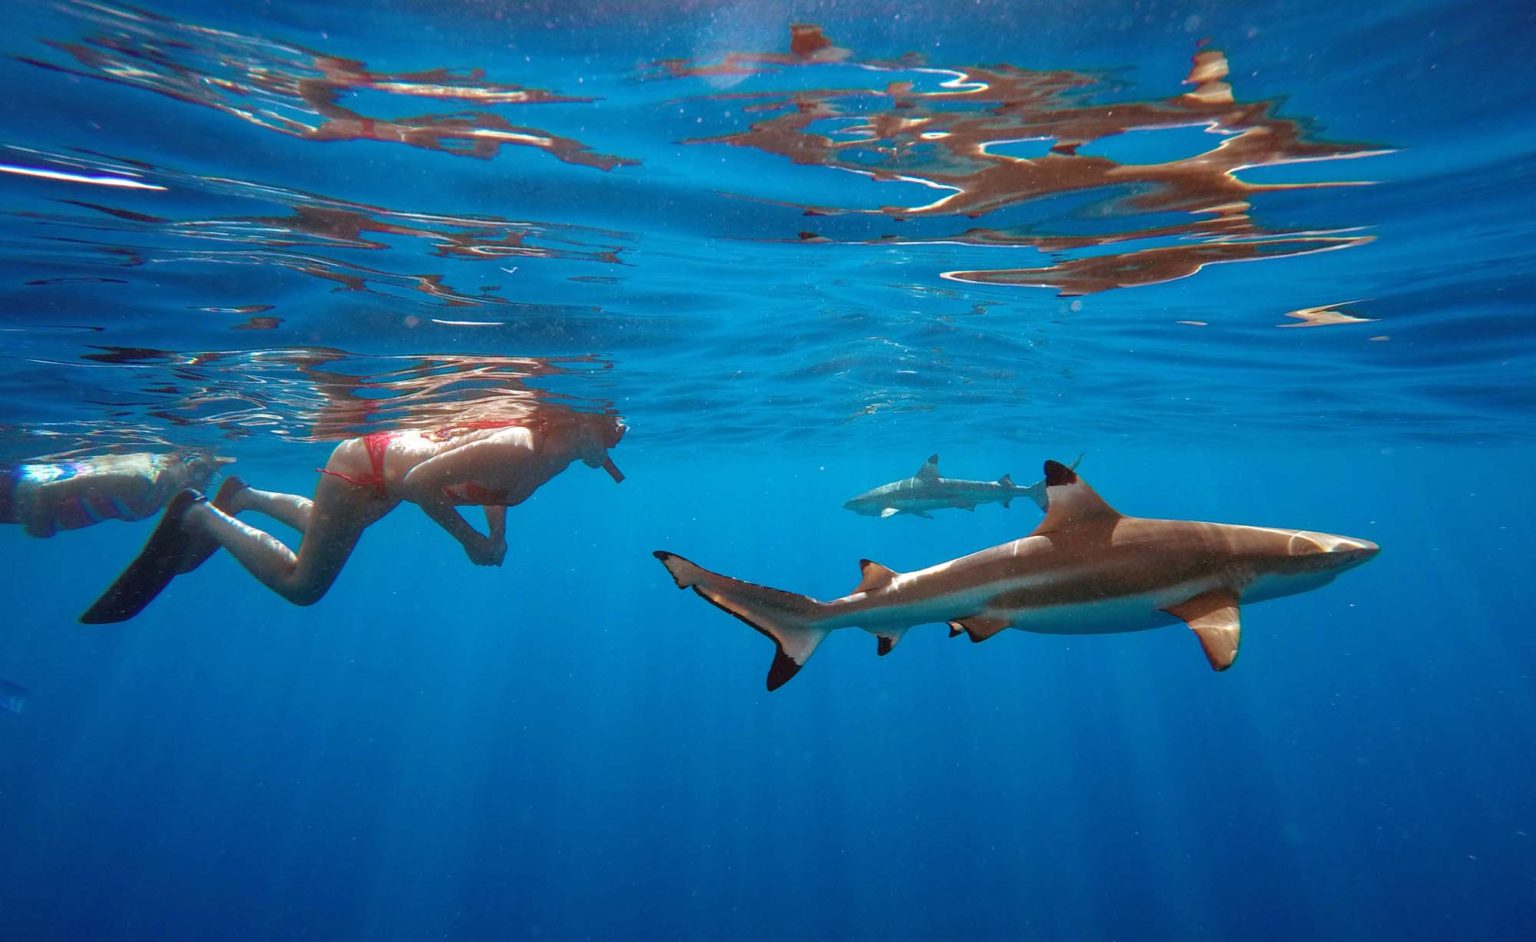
(465, 535, 507, 567)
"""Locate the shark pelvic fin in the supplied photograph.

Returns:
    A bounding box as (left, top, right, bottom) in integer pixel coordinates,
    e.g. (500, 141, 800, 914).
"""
(853, 559, 899, 594)
(947, 621, 964, 638)
(654, 551, 830, 691)
(954, 614, 1011, 643)
(1034, 460, 1122, 533)
(916, 454, 940, 481)
(1164, 589, 1242, 671)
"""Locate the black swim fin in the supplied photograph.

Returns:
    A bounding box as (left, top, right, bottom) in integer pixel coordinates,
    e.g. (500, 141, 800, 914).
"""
(80, 489, 203, 624)
(174, 475, 245, 575)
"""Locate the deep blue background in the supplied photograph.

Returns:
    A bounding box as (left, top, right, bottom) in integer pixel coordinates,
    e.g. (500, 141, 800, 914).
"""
(2, 443, 1534, 940)
(2, 0, 1536, 938)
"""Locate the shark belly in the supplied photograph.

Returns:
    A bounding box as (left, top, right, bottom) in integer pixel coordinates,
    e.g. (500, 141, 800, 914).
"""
(1000, 595, 1184, 636)
(819, 542, 1239, 638)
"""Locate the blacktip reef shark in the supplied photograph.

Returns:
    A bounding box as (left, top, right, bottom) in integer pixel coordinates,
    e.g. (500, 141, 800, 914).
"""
(843, 454, 1081, 518)
(657, 461, 1378, 690)
(0, 677, 28, 715)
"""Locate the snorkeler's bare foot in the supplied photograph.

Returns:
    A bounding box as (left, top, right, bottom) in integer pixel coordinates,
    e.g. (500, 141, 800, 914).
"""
(173, 475, 247, 575)
(80, 489, 206, 624)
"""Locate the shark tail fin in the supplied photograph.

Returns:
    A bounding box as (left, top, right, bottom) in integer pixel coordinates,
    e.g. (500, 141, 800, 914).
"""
(654, 551, 830, 691)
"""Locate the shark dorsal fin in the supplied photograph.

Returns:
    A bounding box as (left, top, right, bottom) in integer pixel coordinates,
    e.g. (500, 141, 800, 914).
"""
(915, 454, 940, 481)
(1034, 460, 1121, 533)
(998, 473, 1013, 487)
(853, 559, 899, 595)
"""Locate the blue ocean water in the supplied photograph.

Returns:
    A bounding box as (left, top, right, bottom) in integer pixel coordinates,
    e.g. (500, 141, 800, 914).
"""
(1, 0, 1534, 938)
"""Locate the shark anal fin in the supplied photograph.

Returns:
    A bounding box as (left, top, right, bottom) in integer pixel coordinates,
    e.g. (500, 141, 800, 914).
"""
(853, 559, 899, 594)
(875, 627, 907, 656)
(1164, 590, 1242, 671)
(953, 615, 1010, 643)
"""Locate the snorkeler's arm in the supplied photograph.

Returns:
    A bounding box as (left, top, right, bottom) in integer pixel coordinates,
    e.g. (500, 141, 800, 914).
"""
(418, 497, 506, 566)
(484, 505, 506, 543)
(400, 427, 534, 498)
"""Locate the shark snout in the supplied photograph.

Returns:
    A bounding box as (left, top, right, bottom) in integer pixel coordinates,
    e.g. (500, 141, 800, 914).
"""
(1289, 531, 1379, 571)
(1335, 537, 1380, 566)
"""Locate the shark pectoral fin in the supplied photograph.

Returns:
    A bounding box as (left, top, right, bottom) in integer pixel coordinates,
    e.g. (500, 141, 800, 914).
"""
(954, 615, 1011, 643)
(875, 627, 908, 656)
(1164, 590, 1242, 671)
(853, 559, 899, 594)
(916, 454, 940, 481)
(879, 507, 899, 518)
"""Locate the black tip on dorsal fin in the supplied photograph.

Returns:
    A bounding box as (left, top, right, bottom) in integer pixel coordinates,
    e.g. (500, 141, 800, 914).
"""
(1044, 460, 1078, 486)
(1034, 460, 1121, 532)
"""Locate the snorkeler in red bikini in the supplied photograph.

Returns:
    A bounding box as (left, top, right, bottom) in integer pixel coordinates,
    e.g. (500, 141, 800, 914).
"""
(81, 411, 625, 622)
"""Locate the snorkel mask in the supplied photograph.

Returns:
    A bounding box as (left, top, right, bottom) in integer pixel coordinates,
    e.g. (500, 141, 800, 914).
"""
(593, 416, 626, 483)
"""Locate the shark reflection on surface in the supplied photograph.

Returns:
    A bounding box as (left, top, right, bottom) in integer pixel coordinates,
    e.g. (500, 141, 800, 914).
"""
(668, 27, 1388, 296)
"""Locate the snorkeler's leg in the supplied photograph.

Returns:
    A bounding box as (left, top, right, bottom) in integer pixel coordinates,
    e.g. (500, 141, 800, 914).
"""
(174, 475, 254, 573)
(180, 478, 379, 606)
(232, 486, 314, 533)
(176, 478, 322, 574)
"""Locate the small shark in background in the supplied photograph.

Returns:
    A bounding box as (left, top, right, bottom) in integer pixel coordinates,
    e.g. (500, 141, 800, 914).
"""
(843, 453, 1082, 518)
(0, 677, 28, 715)
(658, 460, 1379, 690)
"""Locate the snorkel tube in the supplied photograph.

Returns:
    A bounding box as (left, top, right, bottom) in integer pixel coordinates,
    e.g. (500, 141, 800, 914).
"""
(601, 456, 624, 483)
